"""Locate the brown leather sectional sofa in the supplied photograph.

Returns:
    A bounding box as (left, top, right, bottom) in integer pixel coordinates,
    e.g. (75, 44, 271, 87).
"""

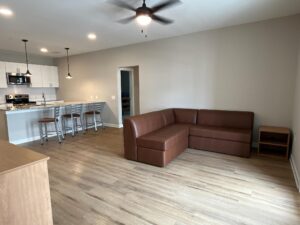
(124, 108, 254, 167)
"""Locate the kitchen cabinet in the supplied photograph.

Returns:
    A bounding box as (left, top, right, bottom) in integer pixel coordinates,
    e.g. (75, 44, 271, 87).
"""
(30, 64, 43, 88)
(5, 62, 27, 74)
(1, 61, 59, 88)
(41, 65, 59, 88)
(50, 66, 59, 87)
(0, 61, 8, 88)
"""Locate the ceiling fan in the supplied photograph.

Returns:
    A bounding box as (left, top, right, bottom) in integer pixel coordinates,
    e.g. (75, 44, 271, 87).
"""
(109, 0, 181, 26)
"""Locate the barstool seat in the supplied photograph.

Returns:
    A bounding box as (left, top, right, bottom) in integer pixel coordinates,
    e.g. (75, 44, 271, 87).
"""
(63, 113, 81, 118)
(85, 102, 104, 131)
(39, 106, 64, 145)
(62, 104, 84, 136)
(85, 111, 100, 115)
(39, 118, 56, 123)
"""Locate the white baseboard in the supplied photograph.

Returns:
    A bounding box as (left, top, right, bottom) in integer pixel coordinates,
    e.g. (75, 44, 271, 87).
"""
(290, 154, 300, 192)
(11, 135, 45, 145)
(11, 123, 122, 145)
(104, 123, 123, 128)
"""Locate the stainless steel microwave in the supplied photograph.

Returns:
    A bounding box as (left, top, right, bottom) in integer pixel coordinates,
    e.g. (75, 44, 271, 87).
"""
(6, 73, 31, 85)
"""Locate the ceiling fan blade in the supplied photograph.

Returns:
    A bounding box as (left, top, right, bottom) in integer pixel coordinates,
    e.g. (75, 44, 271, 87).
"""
(118, 15, 136, 24)
(152, 14, 173, 24)
(108, 0, 136, 11)
(152, 0, 181, 13)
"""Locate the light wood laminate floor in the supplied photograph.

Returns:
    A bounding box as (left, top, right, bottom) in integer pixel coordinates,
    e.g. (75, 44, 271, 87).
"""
(22, 128, 300, 225)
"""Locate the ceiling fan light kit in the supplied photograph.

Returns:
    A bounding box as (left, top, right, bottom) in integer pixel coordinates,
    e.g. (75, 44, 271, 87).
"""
(111, 0, 181, 26)
(136, 14, 152, 26)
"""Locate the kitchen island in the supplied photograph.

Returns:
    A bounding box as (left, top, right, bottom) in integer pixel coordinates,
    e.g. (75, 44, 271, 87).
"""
(0, 101, 105, 144)
(0, 140, 53, 225)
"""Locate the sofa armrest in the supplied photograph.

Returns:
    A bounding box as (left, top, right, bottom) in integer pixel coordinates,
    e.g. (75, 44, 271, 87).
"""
(123, 118, 138, 160)
(123, 111, 166, 161)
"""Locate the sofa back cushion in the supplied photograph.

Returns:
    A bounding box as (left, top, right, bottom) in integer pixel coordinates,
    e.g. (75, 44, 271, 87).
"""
(127, 111, 165, 138)
(160, 109, 175, 126)
(197, 110, 254, 129)
(174, 108, 197, 124)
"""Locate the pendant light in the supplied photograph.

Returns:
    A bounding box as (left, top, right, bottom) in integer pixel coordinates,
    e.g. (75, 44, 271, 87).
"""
(22, 39, 31, 76)
(65, 47, 72, 79)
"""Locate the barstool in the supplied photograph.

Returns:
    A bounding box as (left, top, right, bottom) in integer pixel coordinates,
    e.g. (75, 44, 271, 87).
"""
(62, 104, 84, 136)
(38, 106, 64, 145)
(85, 102, 105, 131)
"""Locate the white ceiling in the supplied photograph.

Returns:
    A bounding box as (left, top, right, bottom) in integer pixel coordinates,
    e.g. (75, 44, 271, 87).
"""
(0, 0, 300, 57)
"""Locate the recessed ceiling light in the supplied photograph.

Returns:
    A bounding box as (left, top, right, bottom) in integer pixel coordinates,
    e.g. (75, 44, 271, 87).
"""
(40, 48, 48, 53)
(0, 7, 13, 16)
(87, 33, 97, 40)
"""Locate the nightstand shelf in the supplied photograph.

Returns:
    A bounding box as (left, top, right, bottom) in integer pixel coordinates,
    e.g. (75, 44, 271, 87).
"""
(258, 126, 290, 159)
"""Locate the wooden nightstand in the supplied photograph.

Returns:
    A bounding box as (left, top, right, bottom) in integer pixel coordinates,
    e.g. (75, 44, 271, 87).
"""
(258, 126, 291, 159)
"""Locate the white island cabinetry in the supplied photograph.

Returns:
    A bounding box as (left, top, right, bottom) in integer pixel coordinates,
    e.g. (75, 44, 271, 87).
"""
(0, 101, 105, 144)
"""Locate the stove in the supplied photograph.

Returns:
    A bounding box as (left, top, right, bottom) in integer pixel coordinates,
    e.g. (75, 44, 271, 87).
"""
(5, 94, 36, 105)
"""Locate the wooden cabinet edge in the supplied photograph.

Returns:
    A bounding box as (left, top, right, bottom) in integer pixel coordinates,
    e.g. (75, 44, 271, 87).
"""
(0, 159, 53, 225)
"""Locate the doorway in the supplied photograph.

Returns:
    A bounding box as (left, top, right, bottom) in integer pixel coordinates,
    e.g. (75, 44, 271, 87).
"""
(118, 66, 140, 125)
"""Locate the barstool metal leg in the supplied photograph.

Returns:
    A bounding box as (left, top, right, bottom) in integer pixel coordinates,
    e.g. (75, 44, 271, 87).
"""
(94, 113, 98, 132)
(62, 117, 66, 136)
(80, 116, 85, 133)
(99, 113, 104, 129)
(54, 121, 62, 143)
(71, 117, 75, 136)
(75, 118, 78, 133)
(85, 115, 88, 131)
(60, 119, 65, 139)
(44, 123, 48, 141)
(39, 123, 44, 145)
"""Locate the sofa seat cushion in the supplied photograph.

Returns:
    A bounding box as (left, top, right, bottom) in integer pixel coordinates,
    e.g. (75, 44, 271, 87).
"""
(190, 126, 251, 143)
(137, 124, 189, 151)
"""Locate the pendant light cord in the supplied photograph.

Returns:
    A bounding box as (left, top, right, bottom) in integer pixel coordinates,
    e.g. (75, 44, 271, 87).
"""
(66, 48, 70, 74)
(22, 39, 29, 70)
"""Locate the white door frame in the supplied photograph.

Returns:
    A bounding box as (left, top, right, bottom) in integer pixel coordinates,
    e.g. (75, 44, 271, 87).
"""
(117, 68, 135, 126)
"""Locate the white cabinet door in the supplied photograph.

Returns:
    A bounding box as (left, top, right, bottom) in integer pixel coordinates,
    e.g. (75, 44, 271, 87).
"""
(18, 63, 27, 73)
(41, 65, 51, 87)
(30, 64, 43, 88)
(0, 61, 7, 88)
(50, 66, 59, 88)
(5, 62, 27, 74)
(41, 65, 59, 88)
(5, 62, 19, 74)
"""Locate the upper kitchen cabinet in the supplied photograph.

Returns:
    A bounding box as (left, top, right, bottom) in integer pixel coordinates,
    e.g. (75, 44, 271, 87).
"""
(29, 64, 43, 88)
(41, 65, 59, 88)
(5, 62, 27, 74)
(0, 61, 8, 88)
(50, 66, 59, 87)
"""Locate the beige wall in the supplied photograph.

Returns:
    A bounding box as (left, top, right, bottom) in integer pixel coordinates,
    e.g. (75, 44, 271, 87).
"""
(291, 43, 300, 190)
(56, 15, 300, 138)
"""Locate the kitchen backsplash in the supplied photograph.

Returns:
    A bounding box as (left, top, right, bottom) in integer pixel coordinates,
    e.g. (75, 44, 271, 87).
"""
(0, 86, 57, 104)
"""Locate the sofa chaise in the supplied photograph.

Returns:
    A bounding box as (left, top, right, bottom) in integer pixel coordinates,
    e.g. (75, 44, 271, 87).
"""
(124, 108, 254, 167)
